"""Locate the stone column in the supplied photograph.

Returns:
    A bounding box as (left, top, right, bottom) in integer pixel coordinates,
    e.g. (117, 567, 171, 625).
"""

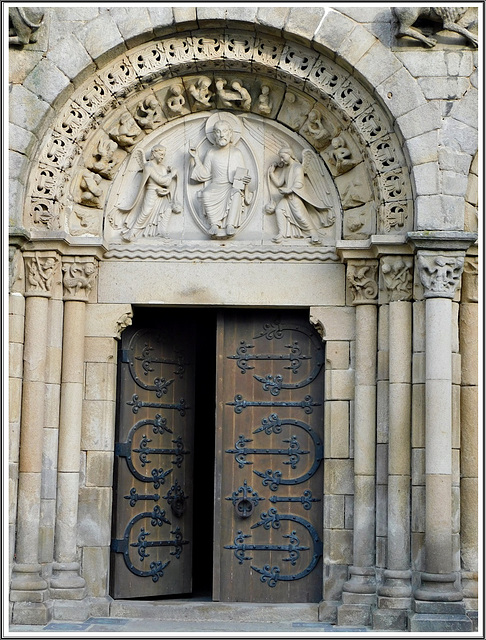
(459, 256, 478, 614)
(339, 260, 378, 627)
(10, 251, 60, 624)
(50, 257, 98, 618)
(375, 256, 413, 630)
(410, 249, 471, 632)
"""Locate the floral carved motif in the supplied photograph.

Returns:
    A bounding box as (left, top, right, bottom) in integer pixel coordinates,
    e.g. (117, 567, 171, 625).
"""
(347, 261, 378, 304)
(417, 254, 464, 299)
(381, 256, 413, 302)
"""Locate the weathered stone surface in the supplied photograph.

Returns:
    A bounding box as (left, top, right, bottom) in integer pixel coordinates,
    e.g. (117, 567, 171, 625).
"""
(284, 7, 327, 46)
(46, 34, 95, 85)
(81, 400, 116, 451)
(77, 487, 112, 546)
(256, 7, 290, 34)
(109, 7, 154, 46)
(9, 85, 53, 135)
(82, 547, 110, 597)
(86, 451, 113, 487)
(409, 613, 473, 632)
(23, 58, 72, 108)
(324, 529, 353, 564)
(376, 67, 427, 119)
(406, 130, 439, 165)
(353, 41, 402, 87)
(336, 25, 377, 71)
(324, 459, 354, 495)
(396, 102, 441, 141)
(84, 362, 116, 401)
(75, 14, 127, 65)
(313, 10, 355, 57)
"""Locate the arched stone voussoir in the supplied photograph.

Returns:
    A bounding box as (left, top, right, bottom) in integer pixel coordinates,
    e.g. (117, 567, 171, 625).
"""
(283, 6, 328, 47)
(74, 12, 128, 68)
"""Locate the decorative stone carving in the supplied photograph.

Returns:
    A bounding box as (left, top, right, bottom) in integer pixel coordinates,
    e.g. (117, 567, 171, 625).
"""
(300, 109, 332, 150)
(326, 135, 357, 175)
(31, 198, 60, 230)
(188, 76, 214, 110)
(115, 311, 133, 340)
(133, 95, 164, 130)
(278, 91, 313, 131)
(114, 146, 181, 242)
(393, 7, 478, 48)
(381, 256, 413, 302)
(9, 7, 44, 46)
(215, 78, 251, 111)
(380, 202, 408, 233)
(78, 169, 103, 208)
(190, 112, 253, 239)
(265, 147, 334, 244)
(462, 256, 478, 303)
(166, 84, 186, 115)
(109, 112, 143, 149)
(89, 138, 119, 180)
(25, 254, 59, 294)
(9, 247, 24, 293)
(347, 261, 378, 304)
(417, 254, 464, 299)
(256, 85, 273, 115)
(62, 260, 97, 300)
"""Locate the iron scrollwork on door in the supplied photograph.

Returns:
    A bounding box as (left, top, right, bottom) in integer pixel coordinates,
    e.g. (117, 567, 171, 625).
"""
(224, 508, 323, 587)
(115, 414, 189, 489)
(111, 505, 189, 582)
(226, 479, 265, 519)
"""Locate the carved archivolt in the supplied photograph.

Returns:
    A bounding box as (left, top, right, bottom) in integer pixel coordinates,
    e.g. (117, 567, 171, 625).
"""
(24, 31, 413, 253)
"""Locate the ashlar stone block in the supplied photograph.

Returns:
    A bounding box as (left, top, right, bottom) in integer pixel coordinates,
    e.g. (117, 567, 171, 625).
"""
(324, 459, 354, 495)
(46, 34, 95, 85)
(324, 494, 345, 529)
(256, 7, 291, 34)
(23, 58, 72, 108)
(86, 451, 114, 487)
(81, 400, 116, 451)
(336, 25, 377, 72)
(84, 362, 117, 401)
(353, 41, 403, 88)
(312, 9, 355, 58)
(82, 547, 110, 597)
(376, 67, 427, 120)
(325, 341, 349, 370)
(325, 369, 354, 401)
(76, 14, 127, 66)
(77, 487, 112, 547)
(284, 6, 327, 46)
(109, 7, 154, 46)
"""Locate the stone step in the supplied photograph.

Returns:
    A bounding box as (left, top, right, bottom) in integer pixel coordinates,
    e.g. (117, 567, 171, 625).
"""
(110, 600, 318, 623)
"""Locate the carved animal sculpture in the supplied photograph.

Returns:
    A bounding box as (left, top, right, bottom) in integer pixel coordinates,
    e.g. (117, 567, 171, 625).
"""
(9, 7, 44, 45)
(393, 7, 478, 48)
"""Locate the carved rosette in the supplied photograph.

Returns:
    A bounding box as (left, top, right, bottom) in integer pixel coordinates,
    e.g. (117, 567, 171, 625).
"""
(62, 257, 98, 302)
(462, 256, 478, 303)
(347, 260, 378, 305)
(380, 256, 413, 302)
(24, 253, 60, 298)
(417, 253, 464, 299)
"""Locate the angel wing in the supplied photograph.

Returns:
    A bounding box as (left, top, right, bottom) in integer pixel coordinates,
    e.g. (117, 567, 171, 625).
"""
(301, 148, 333, 210)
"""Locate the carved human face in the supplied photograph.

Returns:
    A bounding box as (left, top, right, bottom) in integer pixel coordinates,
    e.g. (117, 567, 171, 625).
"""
(152, 147, 165, 163)
(279, 150, 291, 165)
(213, 122, 232, 147)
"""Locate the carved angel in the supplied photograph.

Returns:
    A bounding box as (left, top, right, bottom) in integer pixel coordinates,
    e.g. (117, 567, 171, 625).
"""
(117, 146, 181, 241)
(265, 147, 334, 244)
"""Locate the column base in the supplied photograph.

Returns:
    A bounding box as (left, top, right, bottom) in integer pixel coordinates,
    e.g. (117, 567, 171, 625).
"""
(11, 601, 53, 625)
(342, 565, 376, 595)
(50, 562, 87, 599)
(415, 572, 462, 602)
(376, 569, 412, 600)
(408, 613, 473, 632)
(337, 603, 372, 627)
(52, 598, 90, 621)
(373, 608, 409, 630)
(10, 563, 48, 602)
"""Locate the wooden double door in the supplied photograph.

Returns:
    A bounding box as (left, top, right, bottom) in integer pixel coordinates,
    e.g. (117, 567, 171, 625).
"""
(111, 308, 324, 602)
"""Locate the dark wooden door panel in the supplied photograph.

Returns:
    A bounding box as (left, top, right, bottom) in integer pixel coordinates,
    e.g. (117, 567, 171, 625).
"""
(214, 310, 324, 603)
(111, 314, 195, 599)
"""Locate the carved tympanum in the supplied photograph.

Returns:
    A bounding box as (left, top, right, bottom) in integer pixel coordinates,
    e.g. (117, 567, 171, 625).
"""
(381, 256, 413, 302)
(265, 147, 334, 245)
(114, 146, 181, 242)
(347, 261, 378, 304)
(62, 260, 97, 300)
(393, 7, 478, 48)
(417, 254, 464, 298)
(190, 113, 253, 239)
(25, 254, 59, 294)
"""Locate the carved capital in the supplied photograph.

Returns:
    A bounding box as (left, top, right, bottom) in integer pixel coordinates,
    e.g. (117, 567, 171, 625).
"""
(462, 256, 478, 303)
(417, 253, 464, 299)
(62, 257, 98, 301)
(346, 260, 378, 305)
(115, 311, 133, 339)
(24, 253, 60, 297)
(380, 256, 413, 302)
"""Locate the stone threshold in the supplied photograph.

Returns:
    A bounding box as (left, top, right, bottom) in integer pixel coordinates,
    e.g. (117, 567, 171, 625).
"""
(109, 599, 319, 623)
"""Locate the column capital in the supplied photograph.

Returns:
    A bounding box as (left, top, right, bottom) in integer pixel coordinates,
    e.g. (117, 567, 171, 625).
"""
(380, 255, 413, 302)
(346, 259, 378, 305)
(407, 231, 477, 253)
(23, 251, 60, 298)
(416, 252, 464, 299)
(61, 256, 98, 302)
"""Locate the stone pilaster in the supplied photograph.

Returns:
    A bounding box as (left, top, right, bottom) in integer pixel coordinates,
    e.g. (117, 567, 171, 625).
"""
(374, 256, 413, 631)
(51, 257, 98, 619)
(459, 255, 478, 615)
(338, 260, 377, 627)
(10, 251, 60, 624)
(407, 231, 475, 633)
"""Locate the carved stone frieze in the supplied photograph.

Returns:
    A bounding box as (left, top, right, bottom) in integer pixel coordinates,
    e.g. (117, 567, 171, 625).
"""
(24, 32, 412, 242)
(347, 260, 379, 304)
(62, 258, 98, 301)
(380, 256, 413, 302)
(24, 253, 59, 297)
(417, 253, 464, 299)
(462, 256, 478, 303)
